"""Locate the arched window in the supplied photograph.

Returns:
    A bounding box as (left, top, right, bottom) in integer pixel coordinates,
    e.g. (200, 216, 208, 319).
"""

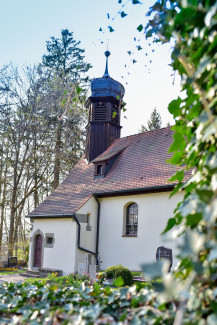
(126, 203, 138, 236)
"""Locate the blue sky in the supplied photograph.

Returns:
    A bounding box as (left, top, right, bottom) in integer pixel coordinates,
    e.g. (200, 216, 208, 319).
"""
(0, 0, 182, 136)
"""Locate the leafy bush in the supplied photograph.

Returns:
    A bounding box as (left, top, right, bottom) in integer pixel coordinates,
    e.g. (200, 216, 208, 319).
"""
(105, 265, 133, 285)
(105, 265, 118, 279)
(0, 280, 159, 324)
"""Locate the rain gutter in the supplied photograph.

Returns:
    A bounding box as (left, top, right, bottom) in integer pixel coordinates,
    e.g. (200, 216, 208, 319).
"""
(93, 184, 175, 198)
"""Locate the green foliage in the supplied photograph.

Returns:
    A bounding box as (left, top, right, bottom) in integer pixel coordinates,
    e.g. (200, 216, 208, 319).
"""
(0, 278, 162, 324)
(105, 265, 118, 279)
(121, 11, 127, 18)
(105, 264, 133, 285)
(141, 0, 217, 323)
(137, 24, 143, 32)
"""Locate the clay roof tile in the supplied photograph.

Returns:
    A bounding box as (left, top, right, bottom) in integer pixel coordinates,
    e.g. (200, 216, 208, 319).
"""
(28, 127, 184, 217)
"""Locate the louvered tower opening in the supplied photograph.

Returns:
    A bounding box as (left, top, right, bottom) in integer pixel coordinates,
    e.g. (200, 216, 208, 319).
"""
(94, 103, 107, 121)
(111, 104, 119, 125)
(88, 106, 91, 122)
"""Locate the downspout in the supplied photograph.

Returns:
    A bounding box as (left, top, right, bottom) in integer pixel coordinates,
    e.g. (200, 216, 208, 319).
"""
(28, 213, 99, 262)
(72, 213, 97, 257)
(93, 195, 100, 267)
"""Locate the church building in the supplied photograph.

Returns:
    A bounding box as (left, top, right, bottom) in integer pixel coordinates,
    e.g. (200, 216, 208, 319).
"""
(27, 52, 183, 275)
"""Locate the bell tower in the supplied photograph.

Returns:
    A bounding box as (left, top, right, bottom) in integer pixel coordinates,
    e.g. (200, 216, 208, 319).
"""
(85, 51, 125, 162)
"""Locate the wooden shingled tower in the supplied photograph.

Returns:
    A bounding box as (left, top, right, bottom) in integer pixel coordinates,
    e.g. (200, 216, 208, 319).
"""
(85, 51, 125, 162)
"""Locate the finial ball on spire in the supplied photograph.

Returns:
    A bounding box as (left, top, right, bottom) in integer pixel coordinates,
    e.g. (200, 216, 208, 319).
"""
(105, 50, 111, 58)
(103, 51, 110, 78)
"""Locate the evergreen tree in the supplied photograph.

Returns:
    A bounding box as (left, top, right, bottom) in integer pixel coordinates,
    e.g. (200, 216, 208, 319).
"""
(42, 29, 91, 84)
(42, 29, 91, 189)
(139, 108, 162, 133)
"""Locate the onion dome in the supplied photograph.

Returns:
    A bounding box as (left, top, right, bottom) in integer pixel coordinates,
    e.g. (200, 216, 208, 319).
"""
(90, 51, 125, 100)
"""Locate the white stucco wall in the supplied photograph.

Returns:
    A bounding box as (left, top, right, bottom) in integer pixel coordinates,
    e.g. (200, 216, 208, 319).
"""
(75, 196, 98, 270)
(29, 218, 77, 275)
(28, 191, 183, 274)
(98, 191, 183, 271)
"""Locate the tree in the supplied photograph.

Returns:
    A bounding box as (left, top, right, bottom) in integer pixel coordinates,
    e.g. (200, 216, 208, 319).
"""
(0, 29, 91, 256)
(0, 30, 91, 256)
(42, 29, 91, 84)
(0, 57, 89, 257)
(0, 64, 55, 256)
(139, 107, 162, 132)
(42, 29, 91, 189)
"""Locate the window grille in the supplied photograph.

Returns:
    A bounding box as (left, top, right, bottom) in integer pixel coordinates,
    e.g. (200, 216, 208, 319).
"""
(126, 203, 138, 235)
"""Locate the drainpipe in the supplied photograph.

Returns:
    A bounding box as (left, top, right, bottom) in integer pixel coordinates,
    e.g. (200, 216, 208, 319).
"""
(72, 213, 97, 257)
(93, 195, 100, 267)
(28, 213, 99, 262)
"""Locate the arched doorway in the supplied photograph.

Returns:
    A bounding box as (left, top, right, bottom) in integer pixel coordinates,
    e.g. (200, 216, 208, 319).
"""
(34, 234, 43, 268)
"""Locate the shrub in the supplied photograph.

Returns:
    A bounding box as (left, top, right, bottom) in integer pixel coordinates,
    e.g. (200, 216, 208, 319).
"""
(105, 265, 119, 279)
(105, 265, 133, 286)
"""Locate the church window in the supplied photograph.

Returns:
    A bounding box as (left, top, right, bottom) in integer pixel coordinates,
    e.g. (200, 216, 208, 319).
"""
(44, 233, 55, 248)
(46, 237, 53, 244)
(126, 203, 138, 236)
(94, 163, 105, 179)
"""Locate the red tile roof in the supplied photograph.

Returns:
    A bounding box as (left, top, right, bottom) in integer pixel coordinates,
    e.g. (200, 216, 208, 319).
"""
(28, 127, 181, 217)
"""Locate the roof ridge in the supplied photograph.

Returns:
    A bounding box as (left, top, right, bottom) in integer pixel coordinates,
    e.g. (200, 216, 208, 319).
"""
(120, 126, 173, 140)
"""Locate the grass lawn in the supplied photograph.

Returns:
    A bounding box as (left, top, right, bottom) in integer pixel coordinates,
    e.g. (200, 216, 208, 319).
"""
(0, 269, 27, 275)
(131, 271, 143, 277)
(24, 277, 48, 283)
(24, 271, 146, 285)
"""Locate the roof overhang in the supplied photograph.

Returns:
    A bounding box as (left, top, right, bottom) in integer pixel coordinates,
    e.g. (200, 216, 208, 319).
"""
(26, 213, 75, 219)
(27, 184, 176, 219)
(93, 184, 175, 198)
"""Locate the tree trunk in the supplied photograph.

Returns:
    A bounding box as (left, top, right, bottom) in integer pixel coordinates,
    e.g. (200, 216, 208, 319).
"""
(53, 122, 62, 190)
(0, 159, 3, 253)
(0, 166, 7, 254)
(8, 165, 18, 257)
(34, 173, 39, 208)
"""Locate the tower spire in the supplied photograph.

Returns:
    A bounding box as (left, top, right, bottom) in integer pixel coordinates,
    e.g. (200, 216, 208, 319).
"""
(85, 51, 125, 162)
(103, 50, 110, 78)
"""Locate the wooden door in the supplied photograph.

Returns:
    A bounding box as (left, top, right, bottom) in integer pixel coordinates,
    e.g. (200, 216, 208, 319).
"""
(34, 234, 42, 268)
